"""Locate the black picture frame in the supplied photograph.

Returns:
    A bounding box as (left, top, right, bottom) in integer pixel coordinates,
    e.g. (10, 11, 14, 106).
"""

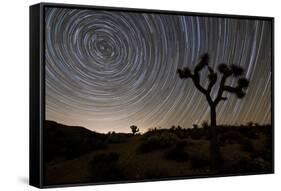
(30, 2, 274, 188)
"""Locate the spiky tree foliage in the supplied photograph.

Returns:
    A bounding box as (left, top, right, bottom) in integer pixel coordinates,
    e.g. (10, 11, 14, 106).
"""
(130, 125, 139, 135)
(177, 53, 249, 171)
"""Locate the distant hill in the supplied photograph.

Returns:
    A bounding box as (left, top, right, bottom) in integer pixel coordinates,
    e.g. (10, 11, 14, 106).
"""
(44, 120, 107, 163)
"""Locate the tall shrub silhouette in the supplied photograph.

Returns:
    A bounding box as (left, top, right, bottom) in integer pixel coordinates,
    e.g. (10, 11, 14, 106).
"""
(130, 125, 140, 135)
(177, 53, 249, 171)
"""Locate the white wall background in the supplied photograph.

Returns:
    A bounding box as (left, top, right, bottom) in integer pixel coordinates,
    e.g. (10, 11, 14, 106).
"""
(0, 0, 279, 190)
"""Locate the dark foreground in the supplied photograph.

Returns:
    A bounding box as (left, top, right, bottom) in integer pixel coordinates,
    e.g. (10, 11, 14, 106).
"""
(44, 121, 273, 186)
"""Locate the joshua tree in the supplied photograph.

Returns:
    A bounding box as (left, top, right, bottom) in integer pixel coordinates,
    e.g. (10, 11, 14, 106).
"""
(177, 53, 249, 171)
(130, 125, 139, 135)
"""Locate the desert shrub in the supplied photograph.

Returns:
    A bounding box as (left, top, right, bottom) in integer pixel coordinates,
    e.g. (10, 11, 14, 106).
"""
(144, 127, 190, 139)
(142, 127, 160, 139)
(247, 122, 254, 127)
(192, 124, 199, 129)
(242, 128, 259, 139)
(240, 137, 255, 152)
(190, 152, 210, 169)
(170, 125, 176, 131)
(174, 129, 190, 139)
(249, 136, 272, 162)
(189, 128, 207, 140)
(138, 132, 180, 153)
(260, 150, 273, 162)
(201, 121, 209, 129)
(147, 127, 159, 132)
(222, 155, 271, 174)
(261, 137, 273, 161)
(218, 130, 244, 145)
(261, 124, 272, 135)
(164, 141, 189, 162)
(89, 152, 125, 182)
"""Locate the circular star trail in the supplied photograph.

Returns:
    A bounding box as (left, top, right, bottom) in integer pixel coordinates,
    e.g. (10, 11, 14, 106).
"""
(45, 7, 272, 133)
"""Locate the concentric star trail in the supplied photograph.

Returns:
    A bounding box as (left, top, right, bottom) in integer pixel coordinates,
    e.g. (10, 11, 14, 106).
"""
(45, 7, 272, 133)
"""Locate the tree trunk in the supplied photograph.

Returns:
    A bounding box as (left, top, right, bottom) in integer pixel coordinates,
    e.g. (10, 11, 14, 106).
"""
(210, 105, 221, 172)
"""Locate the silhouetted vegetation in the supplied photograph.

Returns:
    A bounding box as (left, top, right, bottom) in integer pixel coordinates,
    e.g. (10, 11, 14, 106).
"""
(201, 121, 209, 129)
(89, 152, 125, 182)
(221, 155, 271, 174)
(164, 141, 189, 161)
(130, 125, 140, 135)
(177, 53, 250, 171)
(190, 152, 211, 169)
(45, 121, 272, 185)
(138, 131, 180, 153)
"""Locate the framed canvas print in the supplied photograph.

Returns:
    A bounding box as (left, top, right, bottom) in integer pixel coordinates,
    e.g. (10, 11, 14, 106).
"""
(29, 2, 274, 188)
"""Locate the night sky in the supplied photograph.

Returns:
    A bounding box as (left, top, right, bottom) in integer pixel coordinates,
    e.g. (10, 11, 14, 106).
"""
(45, 7, 272, 133)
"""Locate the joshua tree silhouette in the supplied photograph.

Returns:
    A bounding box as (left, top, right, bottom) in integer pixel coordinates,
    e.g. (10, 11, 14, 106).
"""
(177, 53, 249, 171)
(130, 125, 140, 135)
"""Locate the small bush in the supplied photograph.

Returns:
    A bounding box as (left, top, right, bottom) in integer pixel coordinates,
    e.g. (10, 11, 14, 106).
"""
(241, 128, 259, 139)
(222, 155, 271, 174)
(138, 132, 180, 153)
(164, 141, 189, 162)
(219, 130, 244, 145)
(201, 121, 209, 129)
(261, 137, 273, 161)
(261, 150, 273, 162)
(240, 137, 255, 152)
(190, 152, 210, 169)
(189, 128, 207, 140)
(89, 152, 125, 182)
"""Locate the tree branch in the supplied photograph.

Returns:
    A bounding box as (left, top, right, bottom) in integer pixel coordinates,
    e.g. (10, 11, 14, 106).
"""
(223, 85, 247, 98)
(221, 97, 228, 101)
(214, 74, 227, 105)
(191, 73, 208, 95)
(207, 66, 217, 93)
(223, 85, 240, 93)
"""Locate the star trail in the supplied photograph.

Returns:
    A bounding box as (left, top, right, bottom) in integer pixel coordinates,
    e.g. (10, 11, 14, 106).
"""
(45, 7, 272, 133)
